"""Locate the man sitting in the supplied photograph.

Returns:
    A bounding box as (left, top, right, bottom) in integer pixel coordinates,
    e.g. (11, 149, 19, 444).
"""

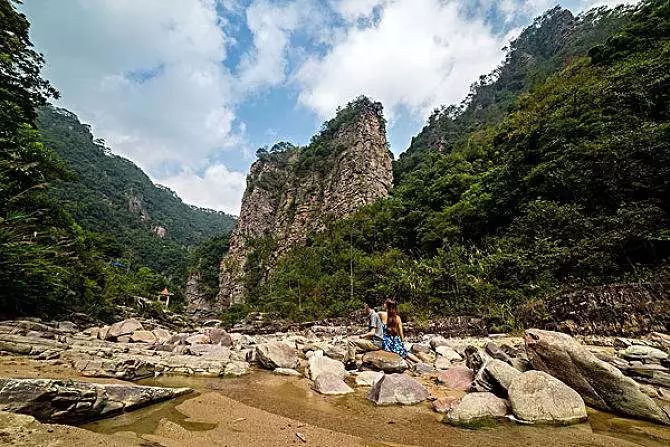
(344, 299, 383, 369)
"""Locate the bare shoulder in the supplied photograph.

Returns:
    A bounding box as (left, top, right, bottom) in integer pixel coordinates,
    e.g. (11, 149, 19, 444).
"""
(378, 311, 387, 323)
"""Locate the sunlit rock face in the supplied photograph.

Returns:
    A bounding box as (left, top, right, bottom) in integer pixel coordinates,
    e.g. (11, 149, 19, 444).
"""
(202, 99, 393, 314)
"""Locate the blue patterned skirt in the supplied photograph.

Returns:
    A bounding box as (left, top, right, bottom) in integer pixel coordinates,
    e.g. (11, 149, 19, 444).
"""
(382, 334, 407, 358)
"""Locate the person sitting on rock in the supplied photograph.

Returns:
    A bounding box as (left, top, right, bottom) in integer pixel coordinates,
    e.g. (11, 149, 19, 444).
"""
(380, 299, 419, 363)
(343, 299, 384, 369)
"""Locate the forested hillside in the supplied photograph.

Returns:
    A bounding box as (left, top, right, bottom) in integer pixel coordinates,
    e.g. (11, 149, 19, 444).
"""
(0, 0, 234, 318)
(242, 0, 670, 327)
(394, 5, 633, 182)
(37, 106, 235, 280)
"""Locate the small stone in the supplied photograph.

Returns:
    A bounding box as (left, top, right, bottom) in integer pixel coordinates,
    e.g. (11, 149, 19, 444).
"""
(313, 373, 353, 395)
(368, 373, 429, 405)
(432, 396, 460, 413)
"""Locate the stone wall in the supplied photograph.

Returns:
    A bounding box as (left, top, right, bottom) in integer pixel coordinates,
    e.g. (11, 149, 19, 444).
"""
(519, 283, 670, 336)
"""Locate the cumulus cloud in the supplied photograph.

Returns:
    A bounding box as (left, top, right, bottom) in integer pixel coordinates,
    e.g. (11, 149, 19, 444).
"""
(296, 0, 507, 119)
(160, 164, 247, 215)
(237, 0, 320, 91)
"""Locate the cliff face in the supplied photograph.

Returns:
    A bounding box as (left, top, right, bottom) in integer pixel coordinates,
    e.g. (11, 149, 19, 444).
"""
(211, 99, 393, 311)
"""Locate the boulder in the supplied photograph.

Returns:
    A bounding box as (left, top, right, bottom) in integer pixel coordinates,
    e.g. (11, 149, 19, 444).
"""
(256, 342, 299, 370)
(435, 346, 462, 362)
(205, 328, 232, 347)
(307, 350, 346, 380)
(508, 371, 587, 425)
(445, 392, 508, 427)
(472, 359, 521, 396)
(224, 361, 250, 376)
(107, 319, 143, 340)
(620, 345, 668, 363)
(185, 333, 211, 345)
(430, 336, 450, 349)
(354, 370, 383, 387)
(313, 373, 353, 395)
(97, 325, 110, 341)
(436, 367, 474, 391)
(525, 329, 670, 425)
(152, 328, 172, 344)
(368, 373, 429, 405)
(130, 330, 157, 344)
(413, 362, 435, 375)
(323, 344, 347, 362)
(485, 342, 512, 364)
(411, 343, 431, 354)
(0, 378, 191, 423)
(464, 346, 489, 371)
(362, 350, 408, 373)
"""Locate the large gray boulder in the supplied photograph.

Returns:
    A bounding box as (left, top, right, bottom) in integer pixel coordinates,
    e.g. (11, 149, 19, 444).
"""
(445, 392, 508, 427)
(307, 350, 346, 380)
(0, 378, 191, 423)
(313, 373, 353, 395)
(107, 319, 143, 340)
(525, 329, 670, 425)
(256, 341, 298, 370)
(508, 371, 587, 425)
(472, 359, 521, 396)
(368, 373, 428, 405)
(362, 350, 408, 373)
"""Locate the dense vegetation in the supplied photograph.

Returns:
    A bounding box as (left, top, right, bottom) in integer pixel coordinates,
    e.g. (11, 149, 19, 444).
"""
(242, 0, 670, 328)
(0, 0, 233, 318)
(38, 106, 235, 281)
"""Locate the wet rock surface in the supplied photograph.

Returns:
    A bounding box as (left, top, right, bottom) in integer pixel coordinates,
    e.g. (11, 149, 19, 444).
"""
(445, 392, 509, 427)
(0, 378, 191, 423)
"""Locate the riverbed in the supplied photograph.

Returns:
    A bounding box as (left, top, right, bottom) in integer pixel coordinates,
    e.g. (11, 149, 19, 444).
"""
(82, 372, 670, 447)
(2, 357, 670, 447)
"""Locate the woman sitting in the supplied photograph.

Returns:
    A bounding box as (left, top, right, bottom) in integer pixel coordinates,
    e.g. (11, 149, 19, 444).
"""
(380, 299, 408, 358)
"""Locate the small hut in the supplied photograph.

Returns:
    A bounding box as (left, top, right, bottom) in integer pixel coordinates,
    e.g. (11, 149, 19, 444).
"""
(158, 287, 173, 309)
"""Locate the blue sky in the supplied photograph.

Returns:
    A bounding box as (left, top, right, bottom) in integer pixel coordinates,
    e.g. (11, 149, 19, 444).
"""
(22, 0, 635, 214)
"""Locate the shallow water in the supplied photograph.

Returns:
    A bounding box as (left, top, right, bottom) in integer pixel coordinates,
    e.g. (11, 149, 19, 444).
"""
(84, 372, 670, 447)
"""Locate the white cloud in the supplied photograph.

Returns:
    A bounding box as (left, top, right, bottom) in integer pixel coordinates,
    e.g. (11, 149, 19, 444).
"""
(332, 0, 389, 22)
(296, 0, 507, 120)
(237, 0, 324, 91)
(160, 164, 247, 215)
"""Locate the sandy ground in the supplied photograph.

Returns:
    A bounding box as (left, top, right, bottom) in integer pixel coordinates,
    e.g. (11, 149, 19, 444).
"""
(2, 356, 670, 447)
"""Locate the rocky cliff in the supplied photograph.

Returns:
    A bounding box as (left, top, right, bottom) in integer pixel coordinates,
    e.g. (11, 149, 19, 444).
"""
(206, 98, 393, 313)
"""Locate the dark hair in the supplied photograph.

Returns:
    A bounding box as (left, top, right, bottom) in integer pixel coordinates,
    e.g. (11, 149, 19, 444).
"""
(364, 298, 376, 309)
(385, 299, 400, 336)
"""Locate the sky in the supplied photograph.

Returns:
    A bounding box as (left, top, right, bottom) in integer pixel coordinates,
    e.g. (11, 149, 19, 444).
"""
(22, 0, 637, 215)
